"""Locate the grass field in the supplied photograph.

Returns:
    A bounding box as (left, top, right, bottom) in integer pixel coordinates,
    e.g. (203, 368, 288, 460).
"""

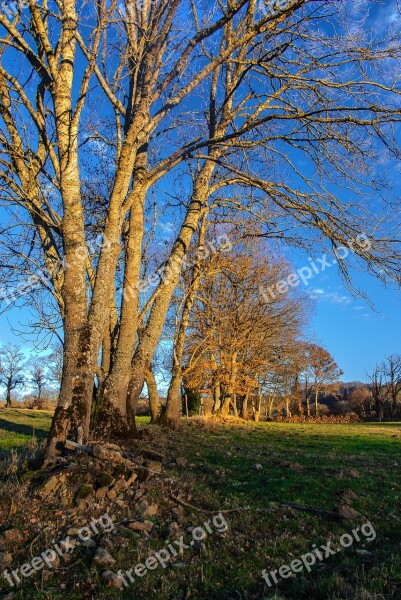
(0, 412, 400, 599)
(0, 408, 54, 452)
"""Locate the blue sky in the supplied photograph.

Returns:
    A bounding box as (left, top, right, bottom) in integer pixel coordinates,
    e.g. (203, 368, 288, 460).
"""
(1, 0, 401, 385)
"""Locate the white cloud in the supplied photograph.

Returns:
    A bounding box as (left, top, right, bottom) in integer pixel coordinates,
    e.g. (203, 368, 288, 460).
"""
(309, 288, 351, 305)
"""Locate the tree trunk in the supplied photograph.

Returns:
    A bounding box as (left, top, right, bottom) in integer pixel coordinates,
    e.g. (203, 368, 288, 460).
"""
(315, 387, 319, 416)
(145, 366, 161, 423)
(221, 396, 231, 417)
(126, 161, 217, 425)
(6, 383, 11, 408)
(240, 392, 249, 419)
(159, 200, 209, 428)
(212, 380, 222, 413)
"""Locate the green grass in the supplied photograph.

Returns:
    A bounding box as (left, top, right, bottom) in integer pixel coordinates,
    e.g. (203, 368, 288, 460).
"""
(0, 408, 53, 452)
(1, 417, 401, 599)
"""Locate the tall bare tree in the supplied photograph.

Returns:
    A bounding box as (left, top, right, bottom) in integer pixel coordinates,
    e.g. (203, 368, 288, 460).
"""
(0, 1, 401, 454)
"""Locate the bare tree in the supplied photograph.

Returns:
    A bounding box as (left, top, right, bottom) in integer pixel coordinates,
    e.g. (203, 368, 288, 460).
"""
(384, 355, 401, 417)
(0, 1, 400, 454)
(0, 344, 26, 407)
(369, 364, 390, 422)
(29, 358, 47, 400)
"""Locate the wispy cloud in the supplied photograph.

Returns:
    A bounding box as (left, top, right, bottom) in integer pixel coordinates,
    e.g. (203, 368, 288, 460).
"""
(309, 288, 352, 305)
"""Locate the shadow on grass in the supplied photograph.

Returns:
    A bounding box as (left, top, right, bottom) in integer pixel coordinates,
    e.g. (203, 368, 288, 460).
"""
(0, 417, 49, 439)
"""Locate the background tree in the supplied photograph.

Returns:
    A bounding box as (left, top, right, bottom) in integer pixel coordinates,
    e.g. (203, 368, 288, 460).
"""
(29, 358, 48, 400)
(183, 242, 308, 417)
(369, 364, 390, 422)
(304, 344, 343, 416)
(348, 385, 373, 418)
(383, 355, 401, 418)
(0, 344, 26, 407)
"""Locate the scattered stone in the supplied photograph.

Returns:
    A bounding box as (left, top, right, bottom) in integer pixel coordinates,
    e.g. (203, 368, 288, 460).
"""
(93, 548, 116, 567)
(93, 445, 123, 464)
(97, 471, 115, 488)
(137, 499, 149, 514)
(128, 521, 154, 533)
(168, 522, 180, 537)
(126, 471, 138, 486)
(107, 489, 117, 500)
(0, 552, 13, 566)
(337, 505, 360, 519)
(253, 464, 263, 470)
(134, 489, 146, 501)
(355, 549, 373, 557)
(102, 570, 124, 589)
(143, 503, 158, 517)
(114, 479, 129, 493)
(171, 506, 184, 521)
(37, 473, 66, 499)
(96, 487, 108, 500)
(3, 529, 24, 544)
(75, 484, 94, 501)
(145, 461, 162, 473)
(175, 457, 188, 468)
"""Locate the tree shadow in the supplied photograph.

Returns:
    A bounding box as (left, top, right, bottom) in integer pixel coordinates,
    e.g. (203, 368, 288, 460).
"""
(0, 418, 49, 439)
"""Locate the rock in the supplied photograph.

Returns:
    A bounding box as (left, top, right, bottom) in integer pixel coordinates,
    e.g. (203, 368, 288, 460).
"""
(175, 457, 188, 468)
(145, 460, 162, 473)
(137, 499, 149, 514)
(168, 522, 180, 537)
(171, 506, 184, 521)
(97, 471, 115, 488)
(3, 529, 24, 544)
(349, 469, 361, 478)
(37, 473, 66, 498)
(96, 487, 108, 500)
(355, 549, 373, 557)
(0, 552, 13, 566)
(102, 570, 124, 589)
(114, 479, 129, 493)
(66, 528, 82, 536)
(143, 503, 158, 517)
(126, 471, 138, 486)
(93, 548, 116, 567)
(93, 445, 123, 464)
(134, 489, 146, 501)
(337, 505, 360, 519)
(128, 520, 154, 533)
(253, 464, 263, 470)
(75, 484, 95, 501)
